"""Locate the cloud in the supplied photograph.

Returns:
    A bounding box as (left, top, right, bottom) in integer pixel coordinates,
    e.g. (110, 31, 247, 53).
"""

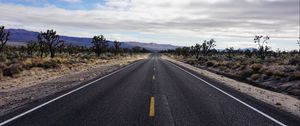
(0, 0, 299, 50)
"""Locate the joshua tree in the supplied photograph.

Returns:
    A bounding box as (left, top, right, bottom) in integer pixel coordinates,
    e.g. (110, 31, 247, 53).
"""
(113, 40, 121, 55)
(0, 26, 9, 53)
(26, 40, 37, 57)
(254, 35, 270, 60)
(194, 43, 202, 59)
(297, 37, 300, 55)
(92, 35, 108, 57)
(202, 39, 216, 56)
(225, 47, 234, 58)
(37, 34, 47, 58)
(38, 30, 64, 58)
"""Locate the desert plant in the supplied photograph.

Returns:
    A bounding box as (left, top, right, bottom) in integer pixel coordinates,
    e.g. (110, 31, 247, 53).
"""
(288, 57, 300, 65)
(92, 35, 108, 57)
(37, 34, 48, 58)
(254, 35, 270, 60)
(195, 43, 202, 59)
(26, 40, 37, 57)
(297, 37, 300, 55)
(206, 61, 215, 67)
(0, 26, 10, 53)
(202, 39, 216, 56)
(38, 30, 64, 58)
(251, 63, 263, 72)
(3, 64, 22, 77)
(113, 40, 121, 55)
(225, 47, 234, 58)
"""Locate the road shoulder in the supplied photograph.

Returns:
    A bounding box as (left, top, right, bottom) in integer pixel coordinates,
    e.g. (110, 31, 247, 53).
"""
(162, 55, 300, 118)
(0, 54, 149, 117)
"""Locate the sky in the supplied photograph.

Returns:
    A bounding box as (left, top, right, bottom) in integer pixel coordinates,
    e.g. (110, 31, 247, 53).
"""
(0, 0, 299, 50)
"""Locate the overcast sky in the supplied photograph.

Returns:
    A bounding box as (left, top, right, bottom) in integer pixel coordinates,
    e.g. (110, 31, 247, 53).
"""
(0, 0, 299, 50)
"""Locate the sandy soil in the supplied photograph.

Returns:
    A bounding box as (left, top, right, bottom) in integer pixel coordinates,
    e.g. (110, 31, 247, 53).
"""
(0, 54, 149, 116)
(163, 55, 300, 117)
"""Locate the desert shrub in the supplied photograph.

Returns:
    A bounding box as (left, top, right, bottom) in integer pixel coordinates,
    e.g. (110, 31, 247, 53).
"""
(240, 69, 253, 78)
(0, 54, 6, 62)
(3, 64, 23, 77)
(265, 69, 274, 76)
(297, 65, 300, 71)
(251, 64, 263, 71)
(232, 62, 241, 69)
(37, 60, 60, 69)
(250, 74, 260, 81)
(206, 61, 215, 67)
(288, 58, 300, 65)
(290, 72, 300, 80)
(0, 70, 3, 80)
(272, 70, 285, 77)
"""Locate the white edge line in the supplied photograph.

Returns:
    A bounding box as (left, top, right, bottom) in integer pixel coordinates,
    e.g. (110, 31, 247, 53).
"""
(169, 61, 287, 126)
(0, 61, 140, 126)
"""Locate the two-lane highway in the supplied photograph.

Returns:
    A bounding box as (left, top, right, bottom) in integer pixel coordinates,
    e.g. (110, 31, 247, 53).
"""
(1, 54, 300, 126)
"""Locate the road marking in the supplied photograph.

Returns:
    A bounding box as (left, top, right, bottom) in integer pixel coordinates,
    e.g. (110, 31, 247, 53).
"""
(153, 75, 156, 80)
(149, 97, 155, 117)
(153, 67, 156, 71)
(0, 61, 141, 126)
(170, 62, 287, 126)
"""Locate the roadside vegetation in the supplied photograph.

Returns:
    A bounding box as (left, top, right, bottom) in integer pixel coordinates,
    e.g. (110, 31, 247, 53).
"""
(161, 36, 300, 98)
(0, 26, 149, 80)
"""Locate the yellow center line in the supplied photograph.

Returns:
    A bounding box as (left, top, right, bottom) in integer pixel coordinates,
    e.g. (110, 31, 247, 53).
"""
(149, 97, 155, 117)
(153, 75, 156, 80)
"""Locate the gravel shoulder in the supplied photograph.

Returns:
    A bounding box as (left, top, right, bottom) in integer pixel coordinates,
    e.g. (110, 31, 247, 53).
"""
(163, 55, 300, 118)
(0, 54, 149, 116)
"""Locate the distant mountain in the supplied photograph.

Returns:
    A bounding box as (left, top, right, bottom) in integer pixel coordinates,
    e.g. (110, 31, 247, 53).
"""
(125, 42, 178, 51)
(6, 29, 179, 51)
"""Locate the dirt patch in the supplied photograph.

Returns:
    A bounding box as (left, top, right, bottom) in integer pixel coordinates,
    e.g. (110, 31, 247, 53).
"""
(163, 55, 300, 118)
(0, 54, 149, 116)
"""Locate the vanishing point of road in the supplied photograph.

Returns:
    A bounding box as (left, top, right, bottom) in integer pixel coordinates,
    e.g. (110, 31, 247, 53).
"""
(1, 54, 300, 126)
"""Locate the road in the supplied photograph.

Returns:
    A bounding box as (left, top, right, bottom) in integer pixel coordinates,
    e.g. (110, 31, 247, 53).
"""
(0, 54, 300, 126)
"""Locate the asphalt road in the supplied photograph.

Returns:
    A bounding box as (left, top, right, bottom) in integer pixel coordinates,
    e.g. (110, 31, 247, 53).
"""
(1, 54, 300, 126)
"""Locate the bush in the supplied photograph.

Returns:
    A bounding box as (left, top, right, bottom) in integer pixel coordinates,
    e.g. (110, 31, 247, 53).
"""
(37, 60, 60, 69)
(250, 74, 260, 81)
(265, 69, 274, 76)
(206, 61, 215, 67)
(240, 69, 253, 78)
(3, 64, 23, 77)
(0, 70, 3, 80)
(251, 64, 263, 71)
(288, 58, 300, 65)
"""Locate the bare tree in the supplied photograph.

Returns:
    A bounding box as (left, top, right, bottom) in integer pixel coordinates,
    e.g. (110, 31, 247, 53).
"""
(92, 35, 108, 57)
(0, 26, 9, 53)
(38, 30, 64, 58)
(254, 35, 270, 59)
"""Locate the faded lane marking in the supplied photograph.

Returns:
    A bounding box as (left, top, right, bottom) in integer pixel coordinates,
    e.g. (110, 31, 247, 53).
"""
(149, 97, 155, 117)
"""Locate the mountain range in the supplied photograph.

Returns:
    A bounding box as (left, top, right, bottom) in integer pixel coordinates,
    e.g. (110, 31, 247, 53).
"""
(6, 29, 179, 51)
